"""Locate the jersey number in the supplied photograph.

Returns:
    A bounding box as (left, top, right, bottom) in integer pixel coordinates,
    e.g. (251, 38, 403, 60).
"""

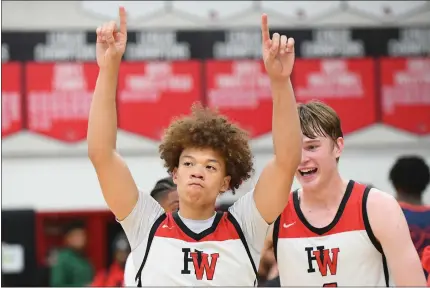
(323, 283, 338, 287)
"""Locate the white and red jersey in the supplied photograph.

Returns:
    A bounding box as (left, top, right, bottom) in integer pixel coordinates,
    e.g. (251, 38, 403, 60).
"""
(135, 211, 257, 286)
(273, 180, 392, 286)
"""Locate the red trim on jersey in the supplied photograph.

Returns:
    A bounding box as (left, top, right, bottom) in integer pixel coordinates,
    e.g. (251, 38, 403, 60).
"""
(398, 201, 430, 212)
(278, 182, 367, 239)
(154, 213, 241, 242)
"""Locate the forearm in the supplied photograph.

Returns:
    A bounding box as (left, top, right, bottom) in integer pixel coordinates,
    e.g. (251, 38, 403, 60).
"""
(271, 78, 302, 166)
(87, 63, 120, 159)
(390, 252, 427, 286)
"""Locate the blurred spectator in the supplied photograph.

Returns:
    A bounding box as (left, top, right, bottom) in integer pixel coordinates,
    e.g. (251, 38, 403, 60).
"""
(149, 176, 179, 212)
(124, 176, 178, 286)
(50, 221, 94, 287)
(389, 155, 430, 258)
(257, 235, 280, 287)
(91, 233, 130, 287)
(35, 249, 58, 287)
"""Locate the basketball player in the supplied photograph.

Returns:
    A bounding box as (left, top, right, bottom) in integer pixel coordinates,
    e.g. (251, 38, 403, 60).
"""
(389, 155, 430, 278)
(389, 155, 430, 257)
(124, 176, 179, 286)
(271, 101, 426, 286)
(88, 7, 302, 286)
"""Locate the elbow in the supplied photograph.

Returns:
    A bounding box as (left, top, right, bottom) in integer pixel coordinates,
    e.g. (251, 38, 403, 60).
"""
(275, 150, 301, 174)
(275, 137, 302, 169)
(87, 147, 99, 164)
(87, 139, 99, 162)
(87, 143, 113, 166)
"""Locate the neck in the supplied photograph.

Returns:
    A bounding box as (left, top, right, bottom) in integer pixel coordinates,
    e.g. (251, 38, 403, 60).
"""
(397, 192, 422, 206)
(301, 170, 347, 208)
(178, 200, 216, 220)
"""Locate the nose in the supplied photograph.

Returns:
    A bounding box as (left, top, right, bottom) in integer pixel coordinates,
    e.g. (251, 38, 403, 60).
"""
(191, 172, 204, 180)
(190, 165, 204, 180)
(301, 149, 310, 164)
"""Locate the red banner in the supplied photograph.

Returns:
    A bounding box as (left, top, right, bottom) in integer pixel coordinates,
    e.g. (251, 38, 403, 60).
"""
(25, 62, 98, 142)
(293, 58, 377, 135)
(2, 62, 23, 138)
(380, 57, 430, 135)
(117, 61, 202, 140)
(205, 60, 272, 138)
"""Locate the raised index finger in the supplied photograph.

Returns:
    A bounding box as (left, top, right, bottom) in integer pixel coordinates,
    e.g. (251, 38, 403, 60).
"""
(261, 14, 270, 43)
(119, 6, 127, 34)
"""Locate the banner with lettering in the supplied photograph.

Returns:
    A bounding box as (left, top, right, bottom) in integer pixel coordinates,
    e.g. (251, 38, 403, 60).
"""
(2, 28, 429, 61)
(296, 28, 367, 58)
(293, 58, 377, 135)
(379, 27, 430, 57)
(205, 60, 272, 137)
(2, 62, 23, 138)
(25, 62, 99, 142)
(117, 61, 202, 140)
(380, 57, 430, 135)
(1, 31, 202, 62)
(123, 31, 203, 60)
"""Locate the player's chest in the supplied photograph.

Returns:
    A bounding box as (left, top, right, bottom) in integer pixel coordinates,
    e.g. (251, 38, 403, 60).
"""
(141, 236, 255, 285)
(277, 231, 374, 277)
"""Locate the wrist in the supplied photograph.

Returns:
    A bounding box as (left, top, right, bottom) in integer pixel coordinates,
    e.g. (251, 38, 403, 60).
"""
(270, 77, 291, 89)
(99, 62, 121, 77)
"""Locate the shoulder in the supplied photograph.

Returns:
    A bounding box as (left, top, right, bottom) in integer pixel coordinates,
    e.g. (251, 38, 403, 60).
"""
(366, 188, 404, 237)
(366, 188, 399, 213)
(57, 249, 72, 257)
(229, 189, 255, 214)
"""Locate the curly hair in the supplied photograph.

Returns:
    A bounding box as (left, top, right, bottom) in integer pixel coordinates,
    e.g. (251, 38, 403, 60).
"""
(159, 103, 254, 194)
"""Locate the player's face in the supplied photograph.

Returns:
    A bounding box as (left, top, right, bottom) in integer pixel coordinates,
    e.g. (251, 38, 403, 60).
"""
(173, 147, 231, 207)
(296, 134, 343, 191)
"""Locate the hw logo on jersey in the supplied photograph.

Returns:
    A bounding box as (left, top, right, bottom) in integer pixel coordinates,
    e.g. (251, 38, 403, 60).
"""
(181, 248, 219, 280)
(305, 246, 340, 276)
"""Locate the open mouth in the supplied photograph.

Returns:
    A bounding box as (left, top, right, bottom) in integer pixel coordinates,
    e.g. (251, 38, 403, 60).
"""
(299, 168, 318, 177)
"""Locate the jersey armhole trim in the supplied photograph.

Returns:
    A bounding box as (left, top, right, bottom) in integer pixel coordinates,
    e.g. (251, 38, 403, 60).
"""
(273, 215, 280, 262)
(362, 186, 390, 287)
(362, 186, 383, 253)
(227, 212, 258, 281)
(135, 213, 166, 287)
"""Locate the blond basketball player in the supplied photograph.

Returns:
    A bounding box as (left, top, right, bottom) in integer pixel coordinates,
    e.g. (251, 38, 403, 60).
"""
(88, 7, 302, 286)
(270, 101, 426, 286)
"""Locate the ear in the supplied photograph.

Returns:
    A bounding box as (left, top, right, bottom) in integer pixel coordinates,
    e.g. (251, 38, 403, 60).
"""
(334, 137, 344, 158)
(220, 176, 231, 193)
(172, 168, 178, 185)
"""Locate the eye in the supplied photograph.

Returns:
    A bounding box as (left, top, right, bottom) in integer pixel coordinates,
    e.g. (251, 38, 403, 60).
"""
(206, 165, 216, 171)
(307, 145, 318, 151)
(183, 161, 192, 167)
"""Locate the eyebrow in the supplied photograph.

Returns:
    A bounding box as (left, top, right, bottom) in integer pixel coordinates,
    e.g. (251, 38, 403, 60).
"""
(181, 155, 220, 164)
(304, 139, 321, 145)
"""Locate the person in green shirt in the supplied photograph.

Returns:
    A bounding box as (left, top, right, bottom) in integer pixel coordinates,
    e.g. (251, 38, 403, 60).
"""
(50, 221, 94, 287)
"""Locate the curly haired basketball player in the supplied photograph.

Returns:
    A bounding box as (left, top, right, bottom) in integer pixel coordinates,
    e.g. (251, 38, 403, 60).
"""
(87, 7, 302, 286)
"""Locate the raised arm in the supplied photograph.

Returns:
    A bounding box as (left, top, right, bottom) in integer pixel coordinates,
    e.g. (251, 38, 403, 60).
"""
(87, 7, 138, 220)
(367, 189, 426, 286)
(253, 14, 302, 223)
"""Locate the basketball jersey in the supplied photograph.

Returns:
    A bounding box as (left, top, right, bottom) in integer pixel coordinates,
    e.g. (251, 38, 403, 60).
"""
(273, 180, 391, 286)
(399, 202, 430, 258)
(134, 211, 258, 286)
